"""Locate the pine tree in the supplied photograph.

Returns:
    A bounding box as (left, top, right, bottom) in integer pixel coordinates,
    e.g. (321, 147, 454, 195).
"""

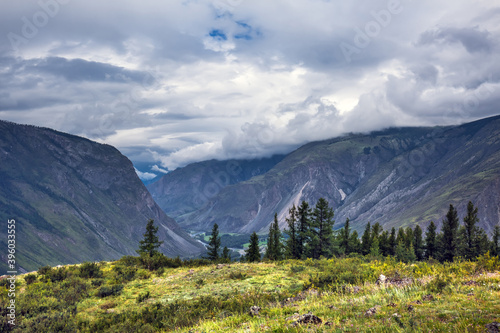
(308, 198, 335, 259)
(340, 218, 351, 255)
(297, 201, 311, 259)
(349, 230, 361, 254)
(284, 205, 299, 259)
(491, 225, 500, 256)
(137, 219, 164, 257)
(388, 227, 396, 256)
(361, 222, 372, 255)
(379, 230, 390, 256)
(413, 225, 424, 261)
(395, 241, 406, 262)
(265, 220, 275, 260)
(371, 222, 382, 242)
(246, 232, 261, 262)
(222, 246, 231, 261)
(396, 227, 406, 246)
(206, 223, 221, 261)
(441, 204, 459, 262)
(264, 213, 283, 260)
(404, 227, 414, 248)
(424, 221, 437, 259)
(369, 237, 380, 257)
(463, 201, 480, 260)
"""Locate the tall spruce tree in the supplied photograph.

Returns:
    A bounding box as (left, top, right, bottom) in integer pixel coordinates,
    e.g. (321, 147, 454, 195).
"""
(388, 227, 397, 256)
(340, 218, 351, 255)
(413, 225, 424, 261)
(284, 205, 299, 259)
(297, 201, 311, 259)
(246, 232, 261, 262)
(379, 230, 390, 256)
(425, 221, 437, 259)
(270, 213, 283, 260)
(361, 222, 372, 255)
(206, 223, 221, 261)
(308, 198, 335, 259)
(137, 219, 164, 257)
(441, 204, 459, 262)
(463, 201, 480, 260)
(222, 246, 231, 261)
(349, 230, 361, 254)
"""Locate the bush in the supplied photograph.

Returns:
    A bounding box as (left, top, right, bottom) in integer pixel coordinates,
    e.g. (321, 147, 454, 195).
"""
(78, 262, 102, 279)
(290, 265, 306, 273)
(112, 265, 137, 283)
(37, 266, 67, 282)
(24, 274, 37, 285)
(96, 285, 124, 298)
(136, 291, 150, 303)
(228, 271, 247, 280)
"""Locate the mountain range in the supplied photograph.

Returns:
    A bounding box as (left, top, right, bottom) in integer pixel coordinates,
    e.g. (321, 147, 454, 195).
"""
(149, 115, 500, 236)
(0, 120, 204, 273)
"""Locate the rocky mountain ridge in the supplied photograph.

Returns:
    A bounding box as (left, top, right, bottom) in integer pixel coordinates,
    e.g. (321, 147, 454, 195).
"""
(0, 120, 204, 273)
(149, 115, 500, 235)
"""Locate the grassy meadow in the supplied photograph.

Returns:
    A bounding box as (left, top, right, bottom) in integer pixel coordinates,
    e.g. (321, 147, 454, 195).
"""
(1, 254, 499, 332)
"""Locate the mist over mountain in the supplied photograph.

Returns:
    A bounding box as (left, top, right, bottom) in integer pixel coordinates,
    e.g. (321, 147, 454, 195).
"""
(149, 115, 500, 235)
(0, 120, 204, 273)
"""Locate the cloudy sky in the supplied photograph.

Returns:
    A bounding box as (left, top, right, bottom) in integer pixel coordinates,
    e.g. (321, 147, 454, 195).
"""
(1, 0, 499, 180)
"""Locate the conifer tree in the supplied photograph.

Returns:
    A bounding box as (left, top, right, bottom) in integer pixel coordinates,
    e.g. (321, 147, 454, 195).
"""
(361, 222, 372, 255)
(396, 227, 406, 247)
(349, 230, 361, 254)
(388, 227, 396, 256)
(308, 198, 335, 259)
(137, 219, 164, 257)
(246, 232, 261, 262)
(463, 201, 480, 260)
(404, 227, 414, 248)
(413, 225, 424, 261)
(206, 223, 221, 261)
(271, 213, 283, 260)
(369, 237, 380, 257)
(265, 222, 275, 260)
(284, 205, 299, 259)
(340, 218, 351, 255)
(379, 230, 390, 256)
(297, 201, 311, 259)
(425, 221, 437, 259)
(441, 204, 459, 262)
(222, 246, 231, 261)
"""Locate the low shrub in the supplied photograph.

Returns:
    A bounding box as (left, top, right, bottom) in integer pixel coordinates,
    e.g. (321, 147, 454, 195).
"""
(24, 274, 37, 285)
(136, 291, 150, 303)
(78, 262, 102, 279)
(96, 284, 124, 298)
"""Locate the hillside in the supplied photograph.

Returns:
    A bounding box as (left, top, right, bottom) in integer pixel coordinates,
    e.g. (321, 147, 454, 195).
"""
(2, 256, 499, 332)
(0, 120, 204, 273)
(155, 115, 500, 235)
(147, 155, 285, 223)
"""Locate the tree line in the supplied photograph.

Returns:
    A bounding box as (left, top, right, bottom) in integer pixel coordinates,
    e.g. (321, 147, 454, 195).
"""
(241, 199, 500, 263)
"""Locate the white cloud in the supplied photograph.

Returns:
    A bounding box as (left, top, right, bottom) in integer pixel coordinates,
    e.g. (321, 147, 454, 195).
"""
(134, 167, 157, 181)
(0, 0, 499, 171)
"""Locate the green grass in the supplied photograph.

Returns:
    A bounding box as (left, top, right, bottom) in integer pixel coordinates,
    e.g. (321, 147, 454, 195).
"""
(1, 254, 499, 332)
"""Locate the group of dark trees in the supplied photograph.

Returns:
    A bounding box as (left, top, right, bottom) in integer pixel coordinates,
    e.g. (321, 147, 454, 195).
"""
(257, 199, 500, 263)
(139, 198, 500, 265)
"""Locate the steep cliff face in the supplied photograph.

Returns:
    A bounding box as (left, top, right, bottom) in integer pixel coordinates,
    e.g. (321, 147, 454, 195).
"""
(177, 116, 500, 235)
(0, 121, 204, 273)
